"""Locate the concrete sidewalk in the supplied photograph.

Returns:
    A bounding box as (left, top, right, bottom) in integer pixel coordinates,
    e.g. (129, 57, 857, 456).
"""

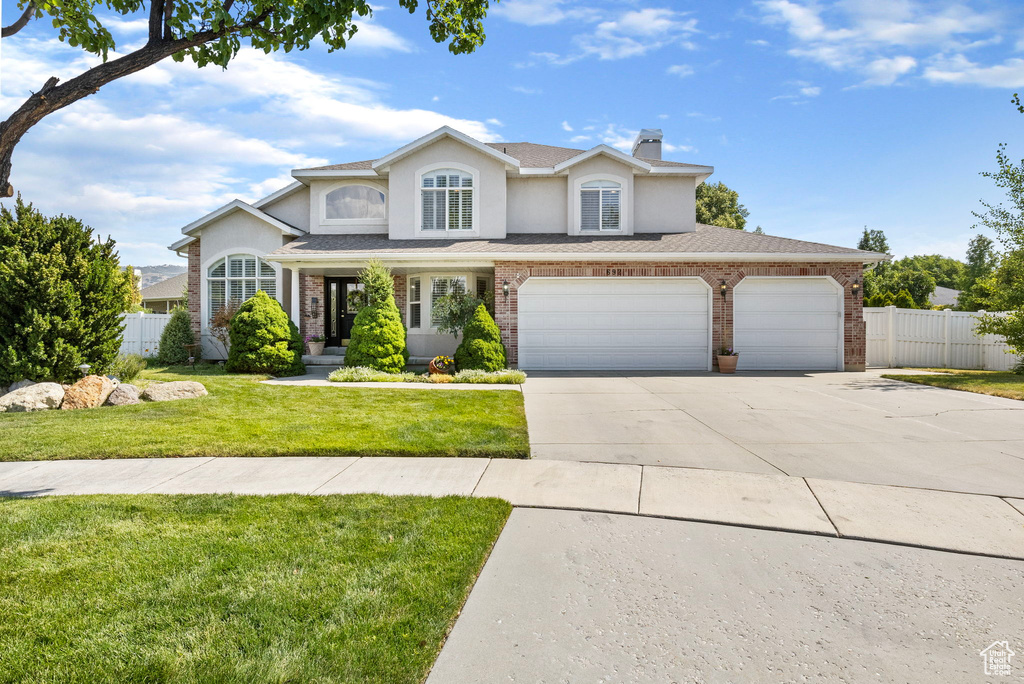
(3, 456, 1024, 559)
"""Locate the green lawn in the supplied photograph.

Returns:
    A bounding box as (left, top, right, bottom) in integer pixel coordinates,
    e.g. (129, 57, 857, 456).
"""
(0, 494, 510, 684)
(0, 366, 529, 461)
(882, 368, 1024, 401)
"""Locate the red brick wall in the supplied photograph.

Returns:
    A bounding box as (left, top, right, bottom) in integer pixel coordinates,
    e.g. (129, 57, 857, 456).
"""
(299, 273, 325, 341)
(393, 274, 407, 325)
(187, 239, 201, 339)
(493, 260, 866, 370)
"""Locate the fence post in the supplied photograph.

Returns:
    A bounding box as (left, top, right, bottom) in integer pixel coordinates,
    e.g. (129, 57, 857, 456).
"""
(978, 310, 987, 370)
(886, 305, 896, 367)
(943, 308, 951, 368)
(138, 312, 145, 355)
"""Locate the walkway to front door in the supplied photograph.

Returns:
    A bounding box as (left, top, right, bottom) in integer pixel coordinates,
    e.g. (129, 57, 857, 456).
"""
(324, 277, 364, 347)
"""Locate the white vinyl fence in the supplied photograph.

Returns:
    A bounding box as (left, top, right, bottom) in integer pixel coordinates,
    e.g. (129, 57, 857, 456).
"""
(864, 306, 1021, 370)
(119, 312, 172, 357)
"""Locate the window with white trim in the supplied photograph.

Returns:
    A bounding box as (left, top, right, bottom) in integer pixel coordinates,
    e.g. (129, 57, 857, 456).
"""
(408, 277, 422, 329)
(208, 254, 276, 318)
(324, 184, 385, 220)
(421, 168, 473, 231)
(431, 276, 467, 327)
(580, 179, 621, 231)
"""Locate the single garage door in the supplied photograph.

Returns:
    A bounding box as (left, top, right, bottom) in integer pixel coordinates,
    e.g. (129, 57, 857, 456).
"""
(733, 277, 843, 371)
(517, 277, 710, 370)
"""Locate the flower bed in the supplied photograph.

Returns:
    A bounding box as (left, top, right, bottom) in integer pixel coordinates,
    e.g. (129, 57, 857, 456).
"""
(328, 366, 527, 385)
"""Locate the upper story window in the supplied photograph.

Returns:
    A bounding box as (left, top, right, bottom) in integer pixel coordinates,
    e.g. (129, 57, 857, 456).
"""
(324, 184, 386, 221)
(580, 179, 621, 231)
(208, 254, 276, 317)
(421, 168, 473, 231)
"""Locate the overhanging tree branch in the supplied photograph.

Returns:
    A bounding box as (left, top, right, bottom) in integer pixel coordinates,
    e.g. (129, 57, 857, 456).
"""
(1, 2, 36, 38)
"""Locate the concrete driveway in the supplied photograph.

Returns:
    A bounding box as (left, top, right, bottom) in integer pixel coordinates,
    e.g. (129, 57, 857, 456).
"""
(525, 369, 1024, 498)
(428, 508, 1024, 684)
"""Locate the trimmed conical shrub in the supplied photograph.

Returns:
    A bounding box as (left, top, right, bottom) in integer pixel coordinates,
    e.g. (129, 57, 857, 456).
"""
(894, 289, 915, 309)
(455, 304, 507, 372)
(344, 295, 408, 373)
(156, 307, 196, 365)
(225, 291, 305, 376)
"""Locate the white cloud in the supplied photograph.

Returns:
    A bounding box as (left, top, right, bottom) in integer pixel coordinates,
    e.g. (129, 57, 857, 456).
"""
(861, 55, 917, 85)
(345, 20, 414, 52)
(561, 120, 574, 132)
(493, 0, 599, 26)
(667, 64, 695, 77)
(756, 0, 1008, 87)
(516, 6, 699, 65)
(800, 85, 822, 96)
(923, 55, 1024, 87)
(569, 134, 592, 144)
(510, 85, 543, 95)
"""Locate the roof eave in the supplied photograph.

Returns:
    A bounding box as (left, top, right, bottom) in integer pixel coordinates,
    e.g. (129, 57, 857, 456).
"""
(371, 126, 521, 172)
(252, 181, 305, 208)
(291, 169, 381, 181)
(266, 251, 887, 264)
(553, 145, 653, 174)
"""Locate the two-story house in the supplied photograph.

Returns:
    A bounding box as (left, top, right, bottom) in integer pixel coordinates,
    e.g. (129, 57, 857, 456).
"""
(170, 126, 885, 371)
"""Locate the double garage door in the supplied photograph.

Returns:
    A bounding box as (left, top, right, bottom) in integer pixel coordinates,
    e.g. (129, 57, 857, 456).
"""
(516, 276, 843, 371)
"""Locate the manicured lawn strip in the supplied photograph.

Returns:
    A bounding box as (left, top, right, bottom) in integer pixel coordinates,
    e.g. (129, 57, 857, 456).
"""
(0, 494, 511, 684)
(882, 369, 1024, 401)
(0, 366, 529, 461)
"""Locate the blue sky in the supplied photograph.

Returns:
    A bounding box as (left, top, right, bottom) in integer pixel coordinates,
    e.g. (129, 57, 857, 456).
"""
(2, 0, 1024, 266)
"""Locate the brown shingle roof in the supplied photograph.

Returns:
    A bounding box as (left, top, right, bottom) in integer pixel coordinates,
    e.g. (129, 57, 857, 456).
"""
(295, 143, 708, 172)
(140, 273, 187, 301)
(268, 224, 875, 258)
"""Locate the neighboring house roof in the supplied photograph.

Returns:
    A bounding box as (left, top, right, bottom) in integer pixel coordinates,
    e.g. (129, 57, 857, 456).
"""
(140, 273, 187, 301)
(266, 224, 886, 263)
(932, 285, 960, 307)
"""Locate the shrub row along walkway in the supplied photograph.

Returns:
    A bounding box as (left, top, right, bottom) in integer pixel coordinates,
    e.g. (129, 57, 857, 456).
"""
(2, 456, 1023, 560)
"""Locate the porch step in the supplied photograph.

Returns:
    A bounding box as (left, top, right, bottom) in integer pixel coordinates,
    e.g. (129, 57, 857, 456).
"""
(303, 354, 345, 366)
(324, 346, 345, 355)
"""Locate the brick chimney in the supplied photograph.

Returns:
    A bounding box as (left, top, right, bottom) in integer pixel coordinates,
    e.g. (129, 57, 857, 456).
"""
(631, 128, 663, 160)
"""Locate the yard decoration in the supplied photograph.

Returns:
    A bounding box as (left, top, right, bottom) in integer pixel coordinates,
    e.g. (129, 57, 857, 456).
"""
(344, 294, 409, 373)
(156, 307, 196, 365)
(306, 335, 326, 356)
(455, 304, 507, 372)
(429, 355, 455, 374)
(0, 197, 134, 384)
(225, 291, 306, 376)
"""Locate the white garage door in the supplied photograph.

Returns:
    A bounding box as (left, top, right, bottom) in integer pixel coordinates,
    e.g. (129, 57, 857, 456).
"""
(517, 278, 710, 370)
(733, 277, 843, 371)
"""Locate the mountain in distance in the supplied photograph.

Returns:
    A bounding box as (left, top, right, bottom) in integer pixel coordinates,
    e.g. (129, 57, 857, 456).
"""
(135, 263, 186, 288)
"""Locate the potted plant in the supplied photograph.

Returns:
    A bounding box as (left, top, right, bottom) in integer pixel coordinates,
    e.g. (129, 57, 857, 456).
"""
(306, 334, 326, 356)
(716, 347, 739, 374)
(429, 355, 455, 375)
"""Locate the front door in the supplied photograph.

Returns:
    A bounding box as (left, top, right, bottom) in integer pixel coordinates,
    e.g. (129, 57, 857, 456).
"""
(325, 277, 364, 347)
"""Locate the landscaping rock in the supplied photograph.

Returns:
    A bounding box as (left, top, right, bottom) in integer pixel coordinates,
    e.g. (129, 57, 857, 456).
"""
(141, 381, 208, 402)
(105, 384, 141, 406)
(61, 375, 116, 410)
(0, 382, 64, 412)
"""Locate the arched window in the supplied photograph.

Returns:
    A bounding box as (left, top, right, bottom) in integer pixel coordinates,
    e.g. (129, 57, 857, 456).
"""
(421, 168, 473, 231)
(580, 179, 621, 231)
(208, 254, 276, 316)
(324, 184, 386, 220)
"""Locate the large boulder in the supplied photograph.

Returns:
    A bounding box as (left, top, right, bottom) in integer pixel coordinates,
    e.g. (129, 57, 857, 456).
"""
(0, 382, 65, 412)
(141, 381, 208, 402)
(105, 384, 141, 407)
(61, 375, 116, 410)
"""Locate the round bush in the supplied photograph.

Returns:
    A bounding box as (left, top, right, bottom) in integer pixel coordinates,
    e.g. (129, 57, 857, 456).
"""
(344, 295, 408, 373)
(455, 304, 507, 372)
(156, 307, 196, 365)
(225, 291, 305, 376)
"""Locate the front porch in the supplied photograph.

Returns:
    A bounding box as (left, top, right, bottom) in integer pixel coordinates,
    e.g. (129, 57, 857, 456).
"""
(285, 264, 496, 363)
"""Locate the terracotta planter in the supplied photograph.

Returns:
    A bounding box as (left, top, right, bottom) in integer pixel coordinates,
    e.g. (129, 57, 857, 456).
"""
(307, 341, 325, 356)
(717, 355, 738, 374)
(428, 359, 451, 375)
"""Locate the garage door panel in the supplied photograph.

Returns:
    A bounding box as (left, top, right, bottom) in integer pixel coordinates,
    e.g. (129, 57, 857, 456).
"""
(517, 278, 709, 371)
(734, 277, 842, 371)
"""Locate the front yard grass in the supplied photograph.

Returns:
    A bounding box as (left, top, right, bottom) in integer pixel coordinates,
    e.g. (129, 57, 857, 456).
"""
(0, 366, 529, 461)
(0, 494, 510, 684)
(882, 368, 1024, 401)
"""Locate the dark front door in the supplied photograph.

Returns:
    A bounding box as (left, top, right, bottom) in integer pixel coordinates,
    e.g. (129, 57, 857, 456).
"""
(325, 277, 364, 347)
